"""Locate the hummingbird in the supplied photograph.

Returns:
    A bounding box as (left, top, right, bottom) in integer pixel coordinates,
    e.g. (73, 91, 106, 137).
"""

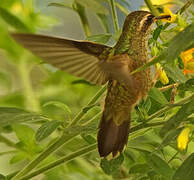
(11, 11, 170, 158)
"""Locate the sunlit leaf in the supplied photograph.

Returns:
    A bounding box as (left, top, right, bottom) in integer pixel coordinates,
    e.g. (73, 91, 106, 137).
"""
(0, 71, 12, 91)
(0, 7, 30, 32)
(43, 101, 71, 117)
(35, 120, 61, 142)
(9, 152, 28, 164)
(173, 153, 194, 180)
(12, 124, 35, 147)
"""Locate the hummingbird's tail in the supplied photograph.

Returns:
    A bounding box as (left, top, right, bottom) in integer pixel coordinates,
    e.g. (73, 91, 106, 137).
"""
(97, 109, 131, 158)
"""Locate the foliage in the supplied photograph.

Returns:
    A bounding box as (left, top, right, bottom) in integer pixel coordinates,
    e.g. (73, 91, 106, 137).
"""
(0, 0, 193, 180)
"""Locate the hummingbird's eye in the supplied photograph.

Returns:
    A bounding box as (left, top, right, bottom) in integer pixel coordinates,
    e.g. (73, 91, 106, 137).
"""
(145, 15, 154, 26)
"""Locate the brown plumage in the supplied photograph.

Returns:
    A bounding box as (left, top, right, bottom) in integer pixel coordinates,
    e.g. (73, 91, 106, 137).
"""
(11, 11, 170, 158)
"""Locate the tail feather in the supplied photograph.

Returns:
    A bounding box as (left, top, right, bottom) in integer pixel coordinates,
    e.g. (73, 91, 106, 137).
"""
(97, 113, 130, 157)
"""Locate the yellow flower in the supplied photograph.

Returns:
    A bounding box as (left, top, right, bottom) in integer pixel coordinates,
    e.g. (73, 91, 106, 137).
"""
(156, 63, 169, 85)
(151, 0, 174, 9)
(177, 127, 190, 151)
(160, 7, 177, 23)
(11, 2, 23, 14)
(180, 48, 194, 74)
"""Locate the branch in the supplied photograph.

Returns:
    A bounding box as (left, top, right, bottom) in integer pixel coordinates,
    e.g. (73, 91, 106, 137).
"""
(144, 0, 160, 16)
(12, 85, 106, 179)
(109, 0, 119, 32)
(75, 3, 91, 37)
(70, 85, 106, 126)
(17, 144, 97, 180)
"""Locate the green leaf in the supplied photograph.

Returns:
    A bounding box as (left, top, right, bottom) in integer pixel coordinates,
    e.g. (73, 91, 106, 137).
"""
(97, 14, 110, 33)
(173, 153, 194, 180)
(0, 174, 5, 180)
(163, 23, 194, 63)
(153, 25, 163, 40)
(75, 0, 108, 14)
(0, 107, 49, 128)
(9, 152, 28, 164)
(71, 79, 93, 85)
(129, 163, 151, 174)
(115, 2, 129, 15)
(0, 71, 12, 90)
(178, 79, 194, 92)
(148, 88, 168, 105)
(86, 34, 112, 44)
(48, 2, 73, 10)
(81, 134, 96, 144)
(43, 101, 71, 123)
(35, 120, 61, 142)
(0, 7, 30, 32)
(82, 104, 98, 113)
(43, 101, 71, 115)
(144, 98, 151, 112)
(160, 128, 182, 147)
(160, 99, 194, 137)
(12, 124, 35, 147)
(131, 23, 194, 75)
(144, 153, 174, 179)
(163, 65, 187, 83)
(100, 154, 124, 175)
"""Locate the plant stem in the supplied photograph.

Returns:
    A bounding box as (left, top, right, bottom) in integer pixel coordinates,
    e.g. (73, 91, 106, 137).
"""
(109, 0, 119, 32)
(144, 0, 160, 16)
(11, 132, 79, 180)
(70, 85, 106, 126)
(12, 86, 106, 179)
(176, 0, 192, 15)
(9, 94, 193, 179)
(18, 144, 97, 180)
(16, 121, 168, 180)
(18, 59, 40, 112)
(140, 93, 193, 123)
(130, 122, 164, 133)
(159, 83, 178, 92)
(75, 3, 91, 37)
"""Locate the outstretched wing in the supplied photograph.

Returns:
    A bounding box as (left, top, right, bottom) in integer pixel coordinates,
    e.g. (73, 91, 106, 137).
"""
(11, 33, 110, 85)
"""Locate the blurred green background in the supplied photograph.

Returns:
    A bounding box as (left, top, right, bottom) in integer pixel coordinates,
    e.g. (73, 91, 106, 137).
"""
(0, 0, 194, 180)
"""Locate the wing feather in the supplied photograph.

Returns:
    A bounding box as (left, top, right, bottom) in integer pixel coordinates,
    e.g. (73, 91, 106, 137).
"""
(11, 33, 110, 85)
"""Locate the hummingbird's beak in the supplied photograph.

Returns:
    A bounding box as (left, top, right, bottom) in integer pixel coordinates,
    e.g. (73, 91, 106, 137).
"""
(154, 15, 171, 21)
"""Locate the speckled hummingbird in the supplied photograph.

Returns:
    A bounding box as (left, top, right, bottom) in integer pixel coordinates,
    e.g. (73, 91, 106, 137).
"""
(11, 11, 170, 158)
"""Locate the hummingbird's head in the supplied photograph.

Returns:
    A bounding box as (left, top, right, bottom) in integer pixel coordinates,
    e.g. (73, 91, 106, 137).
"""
(123, 11, 171, 34)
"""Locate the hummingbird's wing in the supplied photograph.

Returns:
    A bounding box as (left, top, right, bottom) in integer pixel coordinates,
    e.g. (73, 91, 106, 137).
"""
(99, 54, 134, 89)
(11, 33, 110, 85)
